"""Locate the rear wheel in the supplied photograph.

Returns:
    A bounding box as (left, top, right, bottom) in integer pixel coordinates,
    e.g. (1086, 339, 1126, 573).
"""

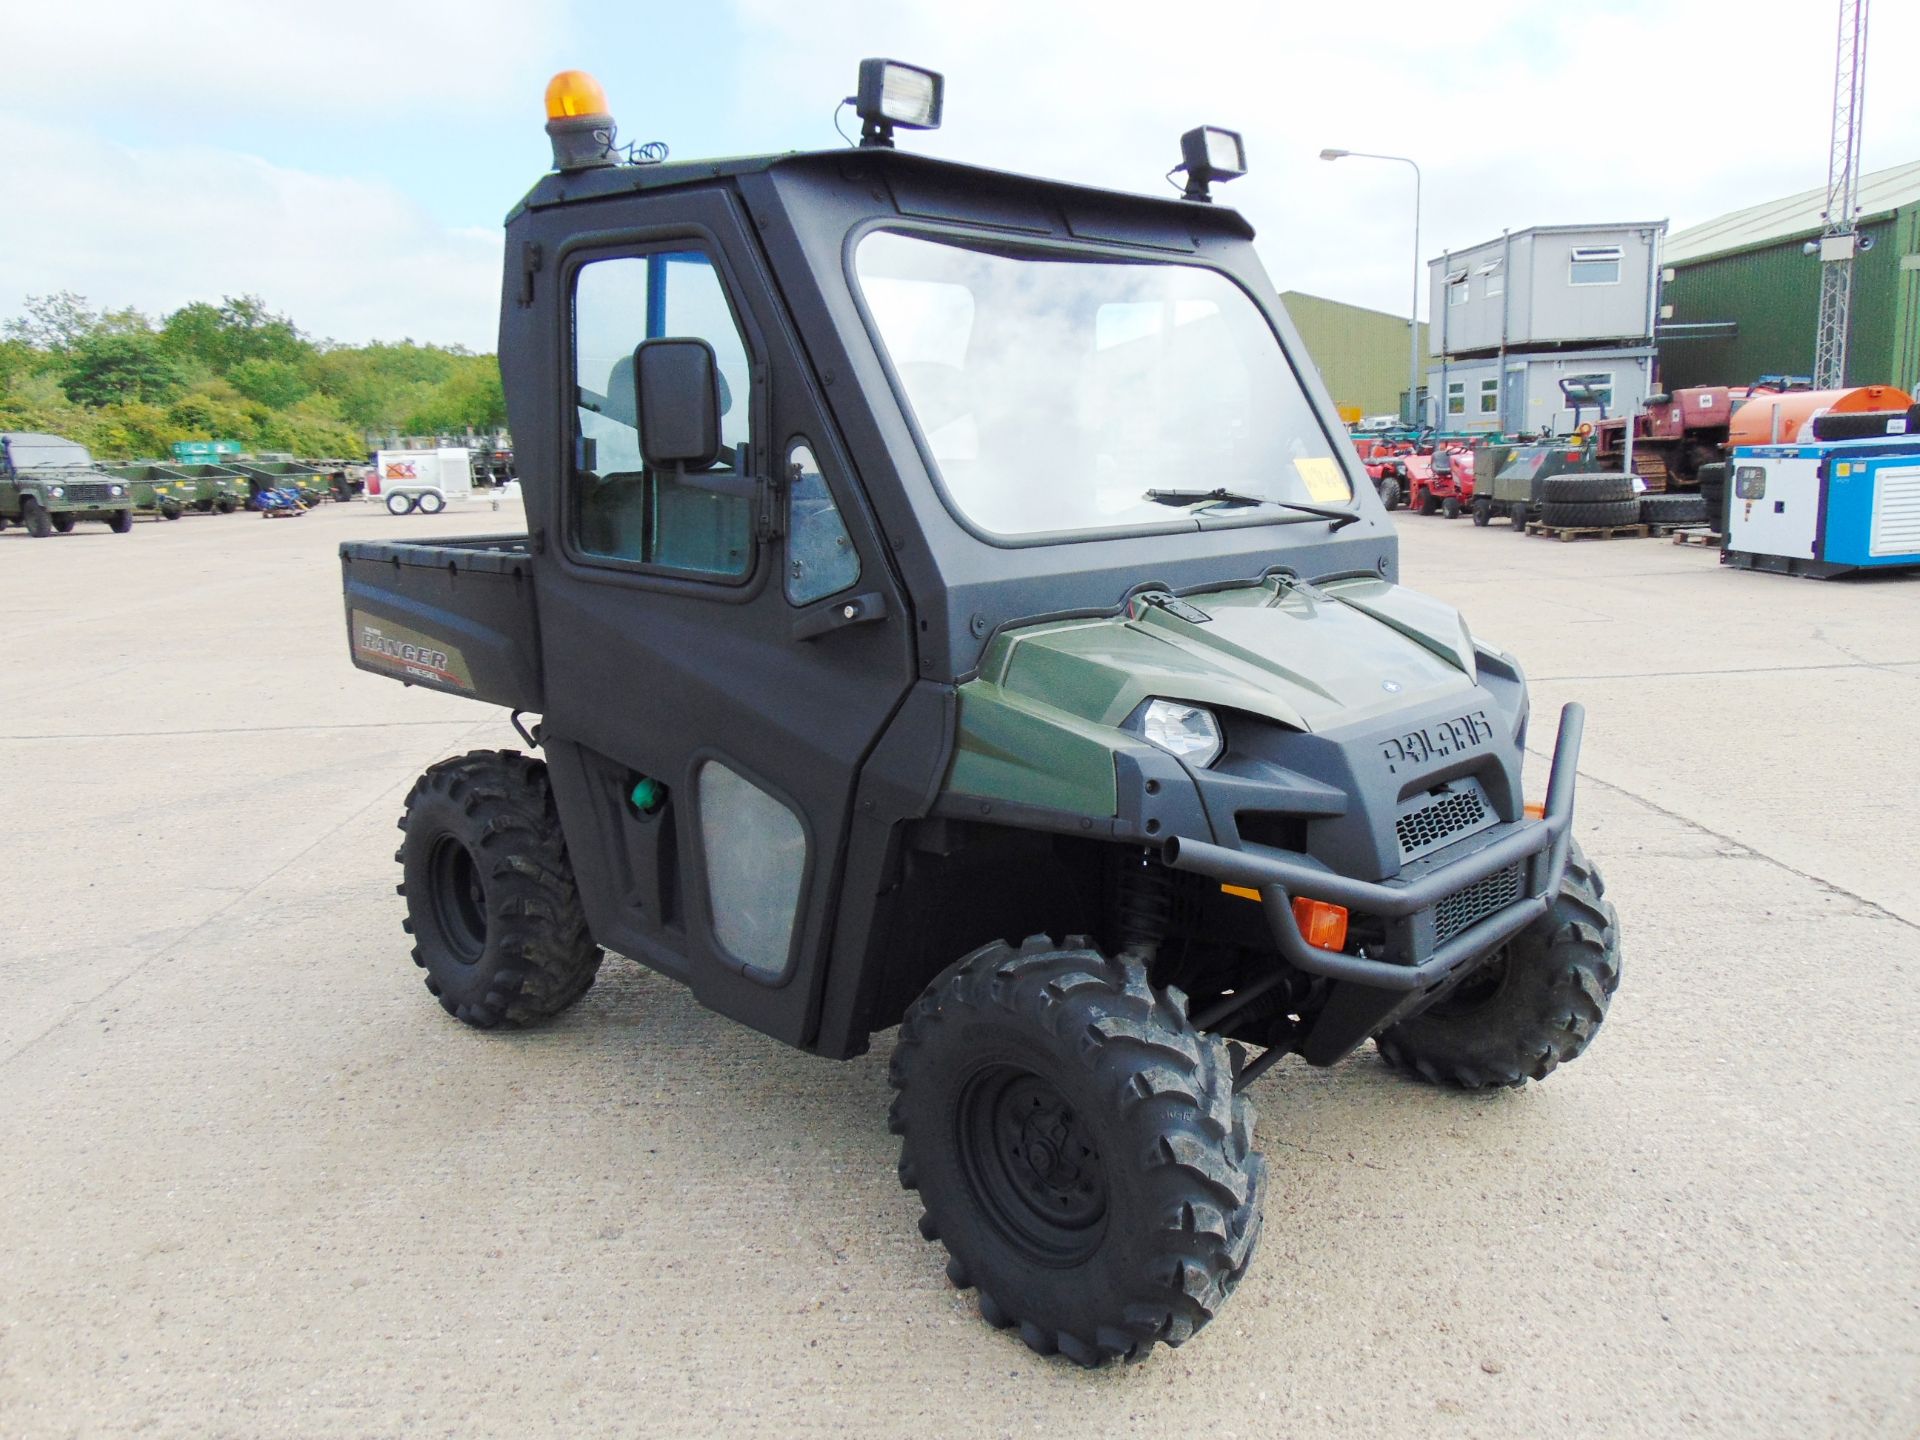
(1417, 489, 1440, 515)
(891, 937, 1264, 1367)
(1375, 476, 1401, 510)
(416, 491, 446, 514)
(1376, 842, 1619, 1089)
(396, 750, 602, 1027)
(216, 496, 236, 514)
(386, 491, 417, 515)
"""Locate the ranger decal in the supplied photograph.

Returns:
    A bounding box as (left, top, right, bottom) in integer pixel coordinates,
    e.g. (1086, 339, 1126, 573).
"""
(350, 611, 476, 692)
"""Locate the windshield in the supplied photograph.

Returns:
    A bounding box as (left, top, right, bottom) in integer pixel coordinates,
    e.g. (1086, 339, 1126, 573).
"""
(853, 231, 1349, 539)
(4, 435, 92, 469)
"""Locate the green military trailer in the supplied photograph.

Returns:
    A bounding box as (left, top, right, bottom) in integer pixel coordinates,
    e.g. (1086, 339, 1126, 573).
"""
(103, 463, 193, 521)
(1473, 438, 1602, 530)
(339, 62, 1623, 1365)
(162, 462, 250, 513)
(1, 432, 135, 536)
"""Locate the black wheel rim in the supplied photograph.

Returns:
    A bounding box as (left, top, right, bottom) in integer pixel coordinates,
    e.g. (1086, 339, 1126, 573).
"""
(428, 835, 488, 964)
(957, 1065, 1107, 1265)
(1427, 946, 1510, 1019)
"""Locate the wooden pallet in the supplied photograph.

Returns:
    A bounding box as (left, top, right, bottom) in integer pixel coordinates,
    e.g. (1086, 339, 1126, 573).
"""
(1670, 527, 1724, 548)
(1525, 520, 1650, 542)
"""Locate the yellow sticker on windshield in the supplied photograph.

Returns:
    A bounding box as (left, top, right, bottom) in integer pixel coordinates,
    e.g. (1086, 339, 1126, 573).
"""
(1293, 456, 1349, 502)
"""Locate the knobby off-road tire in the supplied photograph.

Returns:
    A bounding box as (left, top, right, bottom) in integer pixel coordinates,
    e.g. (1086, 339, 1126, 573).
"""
(1541, 473, 1634, 505)
(1471, 497, 1493, 526)
(1376, 842, 1619, 1089)
(396, 749, 601, 1028)
(890, 937, 1266, 1367)
(1376, 476, 1401, 510)
(1441, 495, 1462, 519)
(52, 513, 77, 534)
(1417, 489, 1442, 515)
(108, 509, 133, 533)
(1539, 498, 1641, 528)
(23, 501, 53, 538)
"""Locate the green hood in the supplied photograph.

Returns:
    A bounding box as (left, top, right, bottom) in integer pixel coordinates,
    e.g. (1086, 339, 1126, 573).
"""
(985, 576, 1479, 734)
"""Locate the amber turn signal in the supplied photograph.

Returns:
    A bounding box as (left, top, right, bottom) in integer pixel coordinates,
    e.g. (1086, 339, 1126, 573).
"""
(545, 70, 610, 121)
(1291, 897, 1349, 950)
(1523, 801, 1546, 819)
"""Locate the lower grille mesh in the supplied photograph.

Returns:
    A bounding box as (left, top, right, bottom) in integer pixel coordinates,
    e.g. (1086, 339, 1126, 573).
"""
(1433, 864, 1523, 944)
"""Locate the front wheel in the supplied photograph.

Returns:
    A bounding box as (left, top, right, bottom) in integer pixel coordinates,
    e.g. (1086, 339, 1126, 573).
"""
(1376, 842, 1619, 1089)
(108, 509, 133, 533)
(23, 500, 52, 538)
(891, 938, 1265, 1366)
(396, 750, 602, 1027)
(52, 513, 76, 534)
(1441, 495, 1462, 519)
(1375, 476, 1401, 510)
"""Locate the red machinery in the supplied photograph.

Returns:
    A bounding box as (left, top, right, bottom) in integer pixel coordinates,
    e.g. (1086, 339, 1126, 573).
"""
(1594, 382, 1912, 489)
(1405, 442, 1476, 516)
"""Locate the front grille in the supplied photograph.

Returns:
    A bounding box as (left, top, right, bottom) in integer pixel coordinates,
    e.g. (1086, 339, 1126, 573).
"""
(63, 482, 113, 503)
(1395, 783, 1492, 860)
(1433, 864, 1522, 944)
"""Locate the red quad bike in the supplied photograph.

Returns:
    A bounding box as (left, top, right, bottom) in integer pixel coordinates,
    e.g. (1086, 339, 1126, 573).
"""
(1350, 436, 1409, 510)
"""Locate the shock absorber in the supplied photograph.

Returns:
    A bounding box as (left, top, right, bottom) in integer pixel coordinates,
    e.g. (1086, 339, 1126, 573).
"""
(1113, 847, 1173, 963)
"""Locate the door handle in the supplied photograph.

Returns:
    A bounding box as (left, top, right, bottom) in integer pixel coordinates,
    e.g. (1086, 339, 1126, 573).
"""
(792, 592, 888, 641)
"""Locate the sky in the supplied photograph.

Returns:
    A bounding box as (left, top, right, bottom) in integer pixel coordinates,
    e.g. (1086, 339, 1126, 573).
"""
(3, 0, 1915, 352)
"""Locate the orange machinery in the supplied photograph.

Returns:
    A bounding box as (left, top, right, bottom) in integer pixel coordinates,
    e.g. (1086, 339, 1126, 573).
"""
(1727, 385, 1913, 447)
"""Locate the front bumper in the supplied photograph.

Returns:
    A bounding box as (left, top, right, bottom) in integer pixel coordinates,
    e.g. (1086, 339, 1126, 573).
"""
(1163, 702, 1583, 996)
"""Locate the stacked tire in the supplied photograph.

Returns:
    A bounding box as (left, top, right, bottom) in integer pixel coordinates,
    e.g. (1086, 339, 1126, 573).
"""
(1695, 462, 1728, 532)
(1639, 492, 1708, 527)
(1539, 473, 1638, 529)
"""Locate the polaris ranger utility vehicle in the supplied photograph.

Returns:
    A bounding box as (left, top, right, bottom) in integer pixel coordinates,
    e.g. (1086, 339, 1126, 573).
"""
(1, 433, 136, 536)
(341, 64, 1620, 1367)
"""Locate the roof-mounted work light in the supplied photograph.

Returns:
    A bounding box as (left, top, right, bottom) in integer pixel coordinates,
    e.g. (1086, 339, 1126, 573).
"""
(1177, 126, 1247, 202)
(852, 59, 944, 148)
(544, 70, 615, 172)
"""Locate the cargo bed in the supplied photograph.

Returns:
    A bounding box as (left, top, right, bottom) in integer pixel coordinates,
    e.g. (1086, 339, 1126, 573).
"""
(339, 535, 542, 709)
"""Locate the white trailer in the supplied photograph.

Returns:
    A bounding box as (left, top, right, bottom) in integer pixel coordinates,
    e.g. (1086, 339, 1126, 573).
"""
(373, 449, 472, 514)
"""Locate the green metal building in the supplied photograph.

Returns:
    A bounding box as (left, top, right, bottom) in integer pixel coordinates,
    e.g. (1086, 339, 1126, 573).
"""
(1280, 291, 1430, 421)
(1660, 160, 1920, 392)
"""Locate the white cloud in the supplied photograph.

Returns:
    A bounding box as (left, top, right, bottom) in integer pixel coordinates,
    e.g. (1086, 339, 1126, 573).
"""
(732, 0, 1920, 320)
(0, 116, 501, 348)
(8, 0, 556, 111)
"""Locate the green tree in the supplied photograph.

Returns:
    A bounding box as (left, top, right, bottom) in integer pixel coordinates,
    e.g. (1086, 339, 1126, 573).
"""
(61, 330, 187, 407)
(229, 356, 311, 409)
(161, 295, 310, 375)
(4, 291, 98, 352)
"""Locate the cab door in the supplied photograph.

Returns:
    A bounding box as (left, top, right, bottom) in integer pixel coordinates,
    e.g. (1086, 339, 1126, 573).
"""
(530, 188, 916, 1048)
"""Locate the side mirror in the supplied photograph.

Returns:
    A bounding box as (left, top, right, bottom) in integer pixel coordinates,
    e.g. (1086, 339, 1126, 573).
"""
(634, 337, 722, 471)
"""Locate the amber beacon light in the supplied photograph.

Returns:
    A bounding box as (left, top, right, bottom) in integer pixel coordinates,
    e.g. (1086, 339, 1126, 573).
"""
(544, 70, 615, 172)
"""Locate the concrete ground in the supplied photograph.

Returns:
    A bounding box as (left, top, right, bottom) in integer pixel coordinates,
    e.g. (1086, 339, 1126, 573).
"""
(2, 499, 1915, 1439)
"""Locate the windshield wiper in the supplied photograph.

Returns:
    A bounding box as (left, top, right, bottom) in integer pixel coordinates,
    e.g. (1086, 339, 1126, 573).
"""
(1143, 487, 1361, 531)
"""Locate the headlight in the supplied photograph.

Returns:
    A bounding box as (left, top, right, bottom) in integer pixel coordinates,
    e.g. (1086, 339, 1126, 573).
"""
(1138, 699, 1223, 768)
(50, 485, 64, 498)
(111, 484, 125, 496)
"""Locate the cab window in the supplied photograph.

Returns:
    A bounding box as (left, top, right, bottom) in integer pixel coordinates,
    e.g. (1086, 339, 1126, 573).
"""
(571, 250, 754, 577)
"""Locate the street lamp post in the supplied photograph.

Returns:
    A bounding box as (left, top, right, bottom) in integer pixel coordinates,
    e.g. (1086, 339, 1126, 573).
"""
(1320, 148, 1422, 427)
